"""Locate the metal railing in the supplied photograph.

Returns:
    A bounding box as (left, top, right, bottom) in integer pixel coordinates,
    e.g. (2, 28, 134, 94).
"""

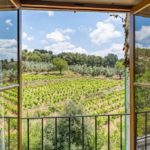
(136, 111, 150, 150)
(1, 111, 150, 150)
(22, 113, 129, 150)
(0, 113, 128, 150)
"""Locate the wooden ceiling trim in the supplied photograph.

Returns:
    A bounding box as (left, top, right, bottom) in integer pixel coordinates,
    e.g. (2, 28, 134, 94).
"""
(131, 0, 150, 14)
(21, 0, 131, 12)
(10, 0, 21, 9)
(0, 5, 16, 10)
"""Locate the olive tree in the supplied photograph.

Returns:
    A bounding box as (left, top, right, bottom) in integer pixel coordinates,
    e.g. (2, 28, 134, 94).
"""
(53, 58, 68, 75)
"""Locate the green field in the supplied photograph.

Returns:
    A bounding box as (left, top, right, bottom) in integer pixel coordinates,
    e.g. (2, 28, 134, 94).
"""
(0, 71, 125, 117)
(0, 71, 126, 149)
(23, 72, 124, 117)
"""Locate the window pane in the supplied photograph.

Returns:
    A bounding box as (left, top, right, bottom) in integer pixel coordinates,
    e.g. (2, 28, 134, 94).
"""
(135, 14, 150, 149)
(0, 10, 18, 88)
(135, 16, 150, 83)
(135, 87, 150, 148)
(135, 86, 150, 112)
(0, 87, 18, 149)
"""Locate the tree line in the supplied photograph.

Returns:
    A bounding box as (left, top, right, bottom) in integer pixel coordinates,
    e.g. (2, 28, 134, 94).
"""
(22, 49, 119, 68)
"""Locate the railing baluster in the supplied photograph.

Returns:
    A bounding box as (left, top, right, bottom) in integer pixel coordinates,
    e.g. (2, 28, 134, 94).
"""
(108, 115, 110, 150)
(145, 112, 147, 150)
(8, 118, 10, 150)
(135, 113, 137, 150)
(55, 118, 58, 150)
(95, 116, 97, 150)
(41, 118, 44, 150)
(120, 115, 122, 150)
(82, 117, 85, 150)
(69, 117, 71, 150)
(27, 118, 30, 150)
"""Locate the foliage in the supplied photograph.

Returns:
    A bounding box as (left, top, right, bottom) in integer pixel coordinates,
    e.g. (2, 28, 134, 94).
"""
(44, 101, 94, 150)
(22, 49, 119, 68)
(1, 73, 125, 149)
(115, 61, 124, 79)
(22, 74, 124, 116)
(0, 60, 17, 85)
(53, 58, 68, 75)
(102, 54, 118, 68)
(70, 65, 115, 77)
(135, 48, 150, 83)
(134, 47, 150, 138)
(22, 61, 53, 73)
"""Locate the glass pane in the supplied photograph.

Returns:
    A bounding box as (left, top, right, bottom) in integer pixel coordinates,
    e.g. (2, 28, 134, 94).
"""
(135, 13, 150, 149)
(0, 9, 18, 89)
(135, 16, 150, 83)
(135, 86, 150, 112)
(135, 86, 150, 149)
(0, 1, 19, 150)
(0, 87, 18, 149)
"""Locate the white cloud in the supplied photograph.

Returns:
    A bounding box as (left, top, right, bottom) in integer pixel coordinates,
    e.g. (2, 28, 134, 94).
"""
(0, 39, 17, 50)
(45, 42, 87, 54)
(30, 26, 33, 30)
(63, 28, 75, 34)
(41, 40, 48, 44)
(136, 26, 150, 42)
(22, 44, 33, 51)
(0, 39, 17, 60)
(23, 32, 27, 39)
(90, 43, 124, 58)
(45, 41, 123, 58)
(23, 32, 34, 41)
(89, 22, 122, 45)
(48, 11, 54, 17)
(46, 29, 70, 42)
(27, 36, 34, 41)
(136, 43, 143, 48)
(22, 44, 28, 49)
(5, 19, 13, 26)
(136, 43, 150, 49)
(78, 26, 92, 33)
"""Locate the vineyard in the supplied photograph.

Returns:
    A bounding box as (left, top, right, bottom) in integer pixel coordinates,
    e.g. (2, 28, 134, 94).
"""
(0, 72, 126, 149)
(0, 72, 125, 118)
(22, 72, 125, 117)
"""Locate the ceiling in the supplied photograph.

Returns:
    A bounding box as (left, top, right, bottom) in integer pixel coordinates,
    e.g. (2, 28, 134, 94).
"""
(138, 5, 150, 17)
(19, 0, 147, 12)
(0, 0, 150, 14)
(0, 0, 12, 6)
(41, 0, 143, 6)
(0, 0, 13, 9)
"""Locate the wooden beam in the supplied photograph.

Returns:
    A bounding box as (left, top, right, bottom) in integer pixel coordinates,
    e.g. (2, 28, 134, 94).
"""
(21, 0, 131, 12)
(131, 0, 150, 14)
(129, 14, 136, 150)
(134, 83, 150, 88)
(0, 5, 16, 10)
(10, 0, 21, 9)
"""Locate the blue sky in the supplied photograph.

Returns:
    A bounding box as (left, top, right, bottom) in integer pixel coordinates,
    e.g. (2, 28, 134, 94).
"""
(22, 10, 125, 58)
(0, 10, 150, 61)
(135, 16, 150, 49)
(0, 11, 17, 60)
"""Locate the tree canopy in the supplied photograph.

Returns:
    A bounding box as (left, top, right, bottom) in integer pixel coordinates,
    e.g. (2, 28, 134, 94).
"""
(53, 58, 68, 75)
(115, 60, 124, 79)
(22, 49, 119, 68)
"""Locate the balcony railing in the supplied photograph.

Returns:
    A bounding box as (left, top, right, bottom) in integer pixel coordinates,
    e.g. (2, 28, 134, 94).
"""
(1, 112, 150, 149)
(136, 111, 150, 150)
